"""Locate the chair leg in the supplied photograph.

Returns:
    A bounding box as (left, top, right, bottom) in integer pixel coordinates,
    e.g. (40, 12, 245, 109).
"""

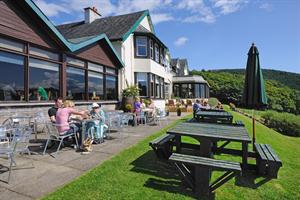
(74, 133, 79, 149)
(43, 138, 50, 155)
(7, 153, 14, 184)
(56, 139, 64, 155)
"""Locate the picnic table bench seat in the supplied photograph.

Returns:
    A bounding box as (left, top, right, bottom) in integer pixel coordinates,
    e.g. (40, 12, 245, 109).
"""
(169, 153, 241, 199)
(149, 134, 175, 160)
(254, 143, 282, 178)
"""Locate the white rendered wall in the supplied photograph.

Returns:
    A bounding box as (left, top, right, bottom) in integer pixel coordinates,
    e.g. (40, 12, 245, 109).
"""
(153, 99, 166, 110)
(140, 17, 152, 32)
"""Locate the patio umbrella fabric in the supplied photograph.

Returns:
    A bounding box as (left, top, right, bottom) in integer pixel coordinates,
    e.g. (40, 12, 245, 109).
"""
(242, 43, 267, 108)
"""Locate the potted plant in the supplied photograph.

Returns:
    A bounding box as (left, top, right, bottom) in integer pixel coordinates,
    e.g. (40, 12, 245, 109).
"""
(122, 85, 140, 111)
(176, 102, 182, 116)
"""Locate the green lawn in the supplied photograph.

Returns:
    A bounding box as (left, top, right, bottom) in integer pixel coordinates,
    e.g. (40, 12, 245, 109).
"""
(43, 110, 300, 200)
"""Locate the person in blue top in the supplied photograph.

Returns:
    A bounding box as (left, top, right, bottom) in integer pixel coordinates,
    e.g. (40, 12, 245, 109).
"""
(86, 103, 108, 143)
(193, 99, 202, 118)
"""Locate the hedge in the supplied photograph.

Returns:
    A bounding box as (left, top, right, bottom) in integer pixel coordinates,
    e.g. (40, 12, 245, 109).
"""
(261, 111, 300, 137)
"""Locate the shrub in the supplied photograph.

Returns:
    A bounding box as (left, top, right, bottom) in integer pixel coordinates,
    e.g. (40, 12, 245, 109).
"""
(122, 85, 140, 97)
(229, 102, 236, 111)
(261, 110, 300, 137)
(208, 97, 219, 107)
(144, 99, 150, 107)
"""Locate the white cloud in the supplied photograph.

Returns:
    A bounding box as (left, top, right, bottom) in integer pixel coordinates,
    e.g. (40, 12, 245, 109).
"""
(174, 37, 188, 47)
(211, 0, 248, 15)
(151, 13, 174, 24)
(34, 0, 70, 17)
(259, 3, 273, 12)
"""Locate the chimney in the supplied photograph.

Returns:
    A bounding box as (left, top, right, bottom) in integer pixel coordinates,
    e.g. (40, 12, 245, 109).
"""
(84, 7, 101, 24)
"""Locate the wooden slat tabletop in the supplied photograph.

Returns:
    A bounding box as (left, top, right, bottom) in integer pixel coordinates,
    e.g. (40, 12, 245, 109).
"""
(167, 122, 251, 142)
(196, 111, 233, 117)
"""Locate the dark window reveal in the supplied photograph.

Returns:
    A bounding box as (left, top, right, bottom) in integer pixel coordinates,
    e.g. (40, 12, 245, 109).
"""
(66, 67, 85, 100)
(29, 58, 60, 101)
(0, 51, 24, 101)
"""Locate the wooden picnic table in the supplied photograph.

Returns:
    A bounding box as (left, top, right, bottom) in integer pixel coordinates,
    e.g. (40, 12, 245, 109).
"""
(195, 110, 233, 124)
(167, 122, 251, 198)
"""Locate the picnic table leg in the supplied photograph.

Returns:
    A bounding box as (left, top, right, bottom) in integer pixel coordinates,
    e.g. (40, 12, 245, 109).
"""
(242, 142, 248, 170)
(195, 166, 211, 199)
(175, 135, 181, 153)
(199, 138, 213, 158)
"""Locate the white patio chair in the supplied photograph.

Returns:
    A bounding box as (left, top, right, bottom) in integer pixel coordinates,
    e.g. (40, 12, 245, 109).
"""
(43, 122, 78, 156)
(120, 113, 134, 127)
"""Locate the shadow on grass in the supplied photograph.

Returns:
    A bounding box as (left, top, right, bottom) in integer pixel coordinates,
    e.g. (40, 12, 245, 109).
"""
(236, 170, 272, 189)
(130, 150, 195, 198)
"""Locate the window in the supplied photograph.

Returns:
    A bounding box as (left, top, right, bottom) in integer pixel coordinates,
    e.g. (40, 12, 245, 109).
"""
(160, 78, 164, 98)
(106, 75, 117, 100)
(154, 43, 159, 62)
(150, 74, 154, 97)
(29, 58, 60, 101)
(149, 39, 153, 59)
(88, 71, 103, 100)
(136, 72, 148, 96)
(173, 84, 180, 97)
(66, 67, 85, 100)
(200, 84, 205, 98)
(29, 46, 59, 60)
(88, 62, 103, 73)
(0, 38, 24, 52)
(194, 84, 200, 98)
(155, 76, 160, 98)
(106, 67, 116, 74)
(0, 51, 24, 101)
(136, 36, 147, 56)
(160, 47, 164, 65)
(66, 57, 85, 67)
(164, 83, 169, 99)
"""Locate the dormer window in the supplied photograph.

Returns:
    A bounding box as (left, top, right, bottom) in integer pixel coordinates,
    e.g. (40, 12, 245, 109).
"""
(136, 36, 147, 57)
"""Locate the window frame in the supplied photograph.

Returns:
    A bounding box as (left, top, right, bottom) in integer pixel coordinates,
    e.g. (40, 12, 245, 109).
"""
(135, 36, 148, 57)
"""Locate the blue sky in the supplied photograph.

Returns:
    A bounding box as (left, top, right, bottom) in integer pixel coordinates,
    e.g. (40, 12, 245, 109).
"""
(34, 0, 300, 74)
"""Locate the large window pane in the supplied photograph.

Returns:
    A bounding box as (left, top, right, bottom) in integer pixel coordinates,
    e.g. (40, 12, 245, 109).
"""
(136, 72, 148, 96)
(194, 84, 200, 98)
(106, 75, 117, 100)
(155, 44, 159, 62)
(29, 46, 59, 60)
(155, 76, 160, 98)
(0, 51, 24, 101)
(200, 84, 205, 98)
(173, 84, 180, 97)
(29, 58, 59, 101)
(136, 36, 147, 56)
(67, 67, 85, 100)
(88, 71, 103, 100)
(0, 38, 24, 52)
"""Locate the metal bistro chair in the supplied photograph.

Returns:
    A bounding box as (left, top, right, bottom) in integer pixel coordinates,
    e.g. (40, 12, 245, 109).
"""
(43, 122, 79, 156)
(14, 126, 32, 155)
(155, 109, 168, 126)
(136, 111, 147, 125)
(0, 128, 19, 184)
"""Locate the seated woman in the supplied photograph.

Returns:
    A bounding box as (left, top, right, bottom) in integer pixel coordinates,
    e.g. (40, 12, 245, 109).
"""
(147, 98, 157, 119)
(140, 98, 146, 109)
(201, 99, 211, 110)
(55, 100, 88, 147)
(133, 97, 142, 125)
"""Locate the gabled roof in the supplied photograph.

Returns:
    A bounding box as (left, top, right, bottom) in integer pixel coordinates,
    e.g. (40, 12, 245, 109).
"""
(22, 0, 124, 68)
(57, 10, 152, 42)
(171, 58, 179, 67)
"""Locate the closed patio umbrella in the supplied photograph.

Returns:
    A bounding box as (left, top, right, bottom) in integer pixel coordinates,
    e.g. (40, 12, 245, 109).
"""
(242, 43, 267, 147)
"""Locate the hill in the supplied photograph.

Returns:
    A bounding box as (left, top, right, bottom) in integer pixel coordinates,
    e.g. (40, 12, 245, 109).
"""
(211, 69, 300, 91)
(190, 69, 300, 114)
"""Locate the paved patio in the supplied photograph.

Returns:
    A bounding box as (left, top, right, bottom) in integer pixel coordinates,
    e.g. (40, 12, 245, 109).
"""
(0, 113, 188, 200)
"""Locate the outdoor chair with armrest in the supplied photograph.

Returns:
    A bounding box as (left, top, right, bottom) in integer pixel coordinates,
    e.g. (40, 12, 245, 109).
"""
(0, 128, 19, 184)
(154, 109, 168, 126)
(43, 122, 78, 156)
(136, 111, 147, 125)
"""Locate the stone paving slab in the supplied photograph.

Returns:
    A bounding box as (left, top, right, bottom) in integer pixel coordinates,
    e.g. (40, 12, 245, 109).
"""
(0, 113, 188, 200)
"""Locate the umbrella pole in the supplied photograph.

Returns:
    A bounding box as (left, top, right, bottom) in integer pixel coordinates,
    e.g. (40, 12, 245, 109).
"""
(252, 109, 256, 150)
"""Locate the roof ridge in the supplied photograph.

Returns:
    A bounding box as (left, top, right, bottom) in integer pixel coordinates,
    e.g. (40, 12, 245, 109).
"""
(57, 10, 147, 27)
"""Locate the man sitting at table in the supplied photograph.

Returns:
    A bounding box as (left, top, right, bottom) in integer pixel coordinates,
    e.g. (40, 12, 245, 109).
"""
(193, 99, 202, 118)
(48, 97, 63, 123)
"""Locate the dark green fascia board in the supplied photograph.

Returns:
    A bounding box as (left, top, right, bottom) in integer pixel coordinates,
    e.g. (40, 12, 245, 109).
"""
(122, 10, 155, 41)
(24, 0, 124, 68)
